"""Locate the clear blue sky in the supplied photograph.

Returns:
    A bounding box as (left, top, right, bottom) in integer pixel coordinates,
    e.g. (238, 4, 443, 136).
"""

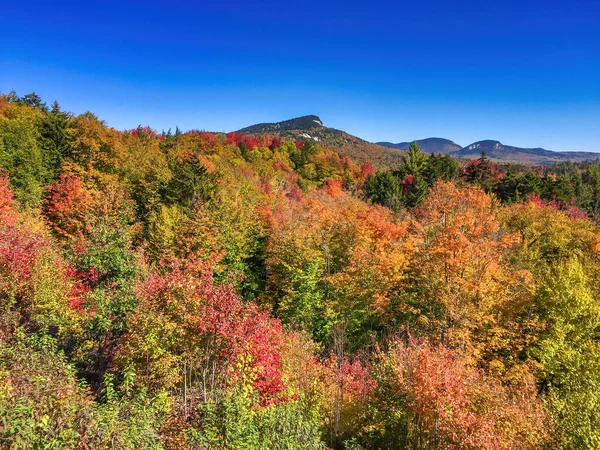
(1, 0, 599, 151)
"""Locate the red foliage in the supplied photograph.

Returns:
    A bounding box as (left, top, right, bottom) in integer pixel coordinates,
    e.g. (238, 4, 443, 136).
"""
(65, 265, 100, 312)
(337, 357, 376, 399)
(261, 177, 273, 195)
(183, 130, 219, 151)
(464, 158, 503, 183)
(286, 186, 304, 202)
(341, 157, 353, 170)
(269, 136, 281, 151)
(320, 178, 344, 198)
(0, 226, 46, 297)
(529, 193, 588, 220)
(43, 174, 93, 240)
(528, 192, 560, 210)
(273, 160, 292, 173)
(136, 262, 287, 405)
(129, 126, 165, 142)
(401, 174, 415, 192)
(565, 205, 589, 220)
(381, 339, 550, 449)
(226, 132, 260, 151)
(294, 140, 305, 149)
(360, 162, 376, 179)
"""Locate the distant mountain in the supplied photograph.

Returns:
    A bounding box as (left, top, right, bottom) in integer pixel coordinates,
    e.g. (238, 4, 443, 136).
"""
(379, 137, 600, 165)
(238, 117, 600, 167)
(237, 115, 406, 169)
(455, 140, 600, 165)
(377, 138, 461, 154)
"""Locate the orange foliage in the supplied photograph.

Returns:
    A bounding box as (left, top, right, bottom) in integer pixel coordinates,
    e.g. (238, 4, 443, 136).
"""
(414, 181, 536, 368)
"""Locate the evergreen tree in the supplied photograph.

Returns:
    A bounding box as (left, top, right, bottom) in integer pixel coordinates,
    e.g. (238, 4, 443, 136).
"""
(423, 153, 459, 186)
(364, 171, 402, 211)
(38, 101, 73, 179)
(162, 155, 213, 210)
(463, 151, 495, 192)
(398, 141, 429, 207)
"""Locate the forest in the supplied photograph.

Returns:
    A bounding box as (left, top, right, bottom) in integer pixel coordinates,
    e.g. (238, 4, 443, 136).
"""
(1, 91, 599, 449)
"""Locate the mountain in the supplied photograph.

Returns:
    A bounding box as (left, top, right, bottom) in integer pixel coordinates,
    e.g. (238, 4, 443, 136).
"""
(238, 115, 325, 134)
(238, 117, 600, 167)
(455, 140, 600, 165)
(237, 115, 406, 169)
(379, 137, 599, 165)
(377, 138, 462, 154)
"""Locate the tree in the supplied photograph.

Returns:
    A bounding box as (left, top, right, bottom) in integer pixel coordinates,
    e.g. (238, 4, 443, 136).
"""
(0, 102, 48, 205)
(463, 151, 497, 192)
(19, 92, 48, 112)
(364, 171, 402, 211)
(265, 188, 414, 346)
(118, 260, 288, 408)
(412, 181, 537, 370)
(162, 152, 212, 210)
(423, 153, 459, 186)
(366, 338, 552, 450)
(38, 101, 73, 179)
(397, 141, 429, 207)
(495, 169, 541, 203)
(43, 174, 94, 240)
(535, 258, 600, 449)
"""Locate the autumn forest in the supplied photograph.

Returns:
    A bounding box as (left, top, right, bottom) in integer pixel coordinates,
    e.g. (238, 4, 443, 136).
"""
(1, 91, 600, 449)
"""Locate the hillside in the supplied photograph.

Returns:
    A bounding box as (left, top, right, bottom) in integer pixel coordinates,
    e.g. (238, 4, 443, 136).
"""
(238, 115, 406, 169)
(379, 137, 599, 165)
(2, 91, 600, 449)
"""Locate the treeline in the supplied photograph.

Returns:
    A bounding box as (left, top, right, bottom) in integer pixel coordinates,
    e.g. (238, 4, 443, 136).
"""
(365, 142, 600, 220)
(0, 92, 599, 449)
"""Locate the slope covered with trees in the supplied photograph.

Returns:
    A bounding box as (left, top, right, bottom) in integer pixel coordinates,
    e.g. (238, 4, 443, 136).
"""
(237, 115, 406, 170)
(1, 92, 600, 449)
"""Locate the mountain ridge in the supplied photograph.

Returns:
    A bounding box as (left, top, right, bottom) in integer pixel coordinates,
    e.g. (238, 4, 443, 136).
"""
(237, 115, 600, 167)
(237, 115, 406, 169)
(379, 138, 600, 165)
(376, 138, 462, 154)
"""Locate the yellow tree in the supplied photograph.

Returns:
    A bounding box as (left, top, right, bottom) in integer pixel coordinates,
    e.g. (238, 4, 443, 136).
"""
(412, 181, 537, 374)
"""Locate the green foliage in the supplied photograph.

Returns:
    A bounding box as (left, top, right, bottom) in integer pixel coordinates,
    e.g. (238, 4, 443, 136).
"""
(396, 141, 429, 207)
(364, 171, 402, 210)
(189, 389, 324, 450)
(535, 258, 600, 449)
(495, 169, 541, 203)
(38, 102, 73, 179)
(94, 368, 170, 450)
(278, 257, 328, 338)
(162, 154, 212, 210)
(0, 336, 96, 449)
(422, 153, 459, 185)
(0, 104, 48, 205)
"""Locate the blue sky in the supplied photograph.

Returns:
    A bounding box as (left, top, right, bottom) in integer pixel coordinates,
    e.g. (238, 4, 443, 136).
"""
(1, 0, 599, 151)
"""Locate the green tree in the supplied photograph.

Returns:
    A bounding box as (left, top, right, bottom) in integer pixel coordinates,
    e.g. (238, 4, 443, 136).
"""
(38, 101, 73, 179)
(535, 258, 600, 449)
(463, 151, 496, 192)
(398, 141, 429, 207)
(162, 154, 212, 211)
(423, 153, 459, 186)
(0, 103, 48, 205)
(495, 169, 541, 203)
(364, 171, 402, 211)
